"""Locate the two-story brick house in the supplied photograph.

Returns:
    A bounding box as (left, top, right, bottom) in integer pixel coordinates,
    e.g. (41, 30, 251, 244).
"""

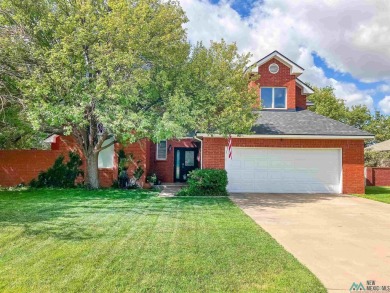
(18, 51, 372, 193)
(196, 51, 373, 194)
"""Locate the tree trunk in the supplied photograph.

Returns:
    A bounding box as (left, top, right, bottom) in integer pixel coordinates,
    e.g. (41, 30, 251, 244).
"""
(86, 152, 99, 189)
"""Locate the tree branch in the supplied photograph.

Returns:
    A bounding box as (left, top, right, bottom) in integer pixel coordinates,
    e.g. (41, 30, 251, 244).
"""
(95, 139, 115, 153)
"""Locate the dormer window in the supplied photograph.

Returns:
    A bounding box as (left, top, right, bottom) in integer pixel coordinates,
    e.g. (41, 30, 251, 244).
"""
(261, 87, 287, 109)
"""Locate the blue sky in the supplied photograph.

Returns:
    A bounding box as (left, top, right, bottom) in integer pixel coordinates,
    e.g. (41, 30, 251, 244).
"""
(180, 0, 390, 113)
(311, 53, 387, 108)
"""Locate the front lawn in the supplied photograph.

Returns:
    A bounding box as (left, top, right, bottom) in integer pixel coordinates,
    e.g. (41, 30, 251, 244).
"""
(357, 186, 390, 204)
(0, 188, 325, 292)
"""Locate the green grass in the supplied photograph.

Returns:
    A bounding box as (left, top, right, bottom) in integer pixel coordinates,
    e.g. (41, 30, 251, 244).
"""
(0, 188, 325, 293)
(356, 186, 390, 204)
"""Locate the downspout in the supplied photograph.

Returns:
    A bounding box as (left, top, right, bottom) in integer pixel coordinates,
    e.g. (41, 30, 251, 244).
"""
(193, 136, 203, 169)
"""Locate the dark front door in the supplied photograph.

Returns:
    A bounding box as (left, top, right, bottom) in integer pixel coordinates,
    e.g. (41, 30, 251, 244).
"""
(174, 148, 198, 182)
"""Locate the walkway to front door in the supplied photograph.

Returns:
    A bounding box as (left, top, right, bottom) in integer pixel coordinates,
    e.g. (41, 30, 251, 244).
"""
(174, 148, 198, 182)
(230, 193, 390, 292)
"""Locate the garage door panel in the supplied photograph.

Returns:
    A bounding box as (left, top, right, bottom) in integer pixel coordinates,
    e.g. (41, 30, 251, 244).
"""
(240, 171, 255, 180)
(226, 148, 341, 194)
(243, 160, 258, 169)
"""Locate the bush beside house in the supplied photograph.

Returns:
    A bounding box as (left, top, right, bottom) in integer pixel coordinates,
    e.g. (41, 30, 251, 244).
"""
(30, 152, 83, 188)
(177, 169, 228, 196)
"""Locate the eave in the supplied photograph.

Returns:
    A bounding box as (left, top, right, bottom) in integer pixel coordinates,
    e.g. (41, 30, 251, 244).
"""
(196, 133, 374, 140)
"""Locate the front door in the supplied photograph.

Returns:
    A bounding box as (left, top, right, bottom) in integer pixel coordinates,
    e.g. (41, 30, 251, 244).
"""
(174, 148, 198, 182)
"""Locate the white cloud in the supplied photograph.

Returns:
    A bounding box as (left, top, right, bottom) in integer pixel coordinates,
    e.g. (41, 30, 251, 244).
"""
(378, 84, 390, 93)
(179, 0, 388, 109)
(379, 96, 390, 114)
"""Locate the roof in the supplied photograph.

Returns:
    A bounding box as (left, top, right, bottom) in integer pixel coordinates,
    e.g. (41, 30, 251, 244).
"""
(296, 78, 314, 95)
(365, 139, 390, 152)
(247, 50, 304, 76)
(43, 134, 59, 143)
(251, 110, 373, 137)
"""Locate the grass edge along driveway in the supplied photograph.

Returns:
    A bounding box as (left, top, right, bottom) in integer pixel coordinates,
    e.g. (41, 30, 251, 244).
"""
(355, 186, 390, 204)
(0, 188, 325, 292)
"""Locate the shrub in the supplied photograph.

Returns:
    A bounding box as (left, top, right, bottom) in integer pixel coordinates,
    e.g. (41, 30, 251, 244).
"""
(146, 173, 158, 184)
(30, 152, 83, 188)
(177, 169, 228, 196)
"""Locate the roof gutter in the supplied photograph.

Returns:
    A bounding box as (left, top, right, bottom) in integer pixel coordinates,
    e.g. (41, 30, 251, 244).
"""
(196, 133, 374, 140)
(193, 136, 203, 169)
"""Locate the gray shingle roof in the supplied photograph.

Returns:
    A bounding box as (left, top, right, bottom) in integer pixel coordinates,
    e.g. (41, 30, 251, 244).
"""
(365, 139, 390, 151)
(251, 110, 373, 137)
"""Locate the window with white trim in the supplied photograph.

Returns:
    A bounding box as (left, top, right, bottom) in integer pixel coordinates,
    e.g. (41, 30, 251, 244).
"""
(156, 140, 167, 160)
(260, 87, 287, 109)
(98, 138, 114, 168)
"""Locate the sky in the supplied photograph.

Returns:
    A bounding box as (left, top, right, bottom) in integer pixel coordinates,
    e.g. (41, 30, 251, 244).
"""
(178, 0, 390, 114)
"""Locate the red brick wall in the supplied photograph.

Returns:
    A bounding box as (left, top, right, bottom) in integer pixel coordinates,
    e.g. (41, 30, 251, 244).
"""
(0, 135, 150, 188)
(0, 136, 81, 186)
(365, 167, 374, 186)
(0, 150, 63, 186)
(365, 167, 390, 186)
(119, 139, 150, 186)
(202, 137, 365, 194)
(256, 58, 296, 109)
(149, 139, 197, 183)
(295, 85, 307, 110)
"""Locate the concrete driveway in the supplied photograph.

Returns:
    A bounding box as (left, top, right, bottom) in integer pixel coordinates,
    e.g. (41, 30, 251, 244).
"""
(230, 193, 390, 292)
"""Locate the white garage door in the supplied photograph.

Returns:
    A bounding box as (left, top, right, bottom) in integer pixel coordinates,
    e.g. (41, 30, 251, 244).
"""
(225, 148, 342, 193)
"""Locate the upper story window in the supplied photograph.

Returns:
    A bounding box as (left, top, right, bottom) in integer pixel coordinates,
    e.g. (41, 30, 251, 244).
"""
(156, 140, 167, 160)
(260, 87, 287, 109)
(269, 63, 279, 74)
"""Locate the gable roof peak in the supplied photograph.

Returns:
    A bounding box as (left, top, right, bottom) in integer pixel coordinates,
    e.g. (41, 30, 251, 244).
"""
(249, 50, 304, 76)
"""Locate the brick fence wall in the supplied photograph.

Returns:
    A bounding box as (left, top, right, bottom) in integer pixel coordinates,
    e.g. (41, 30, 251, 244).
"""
(0, 136, 149, 188)
(365, 167, 390, 186)
(0, 150, 64, 186)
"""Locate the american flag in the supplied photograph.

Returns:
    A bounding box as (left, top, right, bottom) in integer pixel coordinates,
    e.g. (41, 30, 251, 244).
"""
(228, 135, 233, 159)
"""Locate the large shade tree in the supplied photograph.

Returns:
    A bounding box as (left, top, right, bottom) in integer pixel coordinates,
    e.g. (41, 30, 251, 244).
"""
(0, 0, 258, 188)
(0, 23, 46, 148)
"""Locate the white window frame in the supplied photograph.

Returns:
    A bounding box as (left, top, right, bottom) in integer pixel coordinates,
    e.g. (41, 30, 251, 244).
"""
(260, 87, 287, 109)
(98, 138, 115, 169)
(156, 140, 167, 160)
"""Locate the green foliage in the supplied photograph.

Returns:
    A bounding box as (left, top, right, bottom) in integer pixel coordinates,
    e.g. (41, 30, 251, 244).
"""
(1, 0, 189, 187)
(308, 86, 347, 121)
(172, 41, 258, 136)
(363, 111, 390, 143)
(0, 104, 47, 149)
(177, 169, 228, 196)
(30, 152, 83, 188)
(1, 0, 190, 141)
(308, 86, 371, 128)
(364, 150, 390, 167)
(133, 166, 144, 181)
(118, 149, 126, 160)
(146, 173, 158, 184)
(0, 1, 258, 187)
(308, 86, 390, 144)
(0, 16, 45, 149)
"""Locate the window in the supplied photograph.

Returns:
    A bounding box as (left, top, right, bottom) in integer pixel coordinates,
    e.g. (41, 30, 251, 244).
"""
(156, 140, 167, 160)
(98, 138, 114, 168)
(269, 63, 279, 74)
(185, 151, 195, 166)
(260, 87, 287, 109)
